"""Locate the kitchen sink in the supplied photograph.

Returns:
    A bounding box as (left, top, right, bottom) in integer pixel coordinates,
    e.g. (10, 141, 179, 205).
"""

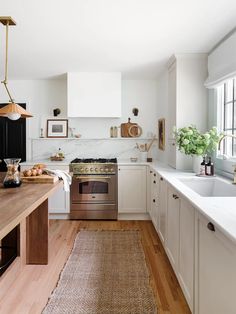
(178, 177, 236, 197)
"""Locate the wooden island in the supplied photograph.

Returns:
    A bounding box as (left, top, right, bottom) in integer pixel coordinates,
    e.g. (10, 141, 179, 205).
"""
(0, 178, 63, 287)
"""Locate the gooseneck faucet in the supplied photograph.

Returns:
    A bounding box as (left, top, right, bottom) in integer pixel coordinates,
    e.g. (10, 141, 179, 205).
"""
(218, 134, 236, 184)
(218, 134, 236, 150)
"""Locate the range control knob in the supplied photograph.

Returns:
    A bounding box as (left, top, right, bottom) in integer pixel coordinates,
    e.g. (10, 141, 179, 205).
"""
(95, 168, 99, 172)
(100, 168, 104, 172)
(79, 167, 84, 172)
(105, 168, 109, 172)
(110, 168, 114, 172)
(90, 167, 94, 172)
(85, 168, 89, 172)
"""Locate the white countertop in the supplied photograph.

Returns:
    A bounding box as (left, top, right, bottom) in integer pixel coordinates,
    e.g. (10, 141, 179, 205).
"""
(148, 161, 236, 245)
(21, 159, 236, 243)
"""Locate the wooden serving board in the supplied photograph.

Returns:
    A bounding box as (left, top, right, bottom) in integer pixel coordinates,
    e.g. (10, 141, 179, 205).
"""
(120, 118, 138, 137)
(21, 174, 59, 183)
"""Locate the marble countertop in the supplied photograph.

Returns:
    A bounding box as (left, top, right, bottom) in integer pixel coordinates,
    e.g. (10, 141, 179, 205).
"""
(21, 159, 236, 243)
(149, 161, 236, 245)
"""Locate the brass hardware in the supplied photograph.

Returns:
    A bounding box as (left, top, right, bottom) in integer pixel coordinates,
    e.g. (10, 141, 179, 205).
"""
(218, 134, 236, 151)
(0, 17, 33, 119)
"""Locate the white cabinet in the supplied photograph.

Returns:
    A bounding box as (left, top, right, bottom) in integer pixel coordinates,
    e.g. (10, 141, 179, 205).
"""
(20, 163, 70, 215)
(48, 184, 70, 214)
(118, 165, 147, 213)
(158, 176, 167, 244)
(67, 72, 121, 118)
(179, 198, 194, 311)
(196, 214, 236, 314)
(166, 185, 194, 311)
(167, 54, 208, 170)
(150, 170, 159, 229)
(166, 186, 180, 273)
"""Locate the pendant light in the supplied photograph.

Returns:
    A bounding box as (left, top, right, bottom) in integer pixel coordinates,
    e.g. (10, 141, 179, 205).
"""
(0, 16, 33, 120)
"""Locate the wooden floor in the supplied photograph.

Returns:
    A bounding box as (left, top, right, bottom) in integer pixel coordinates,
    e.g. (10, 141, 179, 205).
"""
(0, 220, 191, 314)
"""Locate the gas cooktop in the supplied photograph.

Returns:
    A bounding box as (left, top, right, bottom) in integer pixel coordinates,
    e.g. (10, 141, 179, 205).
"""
(70, 158, 117, 164)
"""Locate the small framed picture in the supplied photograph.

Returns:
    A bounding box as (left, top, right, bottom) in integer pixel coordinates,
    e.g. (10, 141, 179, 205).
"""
(47, 119, 68, 138)
(158, 118, 165, 151)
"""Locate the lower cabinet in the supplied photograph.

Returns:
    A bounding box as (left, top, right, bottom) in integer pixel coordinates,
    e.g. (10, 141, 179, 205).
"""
(166, 186, 194, 312)
(48, 184, 70, 214)
(166, 186, 180, 273)
(158, 176, 167, 244)
(118, 165, 147, 213)
(179, 198, 194, 311)
(21, 163, 70, 214)
(196, 214, 236, 314)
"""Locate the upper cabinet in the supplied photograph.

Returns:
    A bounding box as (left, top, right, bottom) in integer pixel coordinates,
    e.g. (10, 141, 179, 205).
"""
(67, 72, 122, 118)
(167, 54, 208, 170)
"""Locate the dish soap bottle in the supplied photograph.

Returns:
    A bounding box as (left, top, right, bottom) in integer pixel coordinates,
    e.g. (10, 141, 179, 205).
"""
(200, 156, 206, 176)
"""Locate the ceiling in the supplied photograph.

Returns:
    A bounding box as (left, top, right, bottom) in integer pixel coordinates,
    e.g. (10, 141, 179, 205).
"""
(1, 0, 236, 80)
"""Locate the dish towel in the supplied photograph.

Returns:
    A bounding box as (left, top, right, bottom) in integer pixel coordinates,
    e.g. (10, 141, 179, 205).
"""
(44, 169, 72, 192)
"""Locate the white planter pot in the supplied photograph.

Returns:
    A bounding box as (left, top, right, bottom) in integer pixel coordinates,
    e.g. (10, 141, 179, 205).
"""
(192, 155, 202, 174)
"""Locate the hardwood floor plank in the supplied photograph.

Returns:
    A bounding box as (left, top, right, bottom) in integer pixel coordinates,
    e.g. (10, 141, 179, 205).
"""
(0, 220, 191, 314)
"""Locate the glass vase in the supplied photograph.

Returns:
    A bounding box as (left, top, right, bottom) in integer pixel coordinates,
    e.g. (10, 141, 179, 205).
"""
(3, 158, 22, 188)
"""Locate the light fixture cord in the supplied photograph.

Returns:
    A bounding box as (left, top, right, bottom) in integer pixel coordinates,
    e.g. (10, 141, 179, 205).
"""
(1, 21, 14, 103)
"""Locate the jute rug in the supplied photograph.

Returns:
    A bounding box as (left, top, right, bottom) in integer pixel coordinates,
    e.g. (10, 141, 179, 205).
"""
(43, 230, 157, 314)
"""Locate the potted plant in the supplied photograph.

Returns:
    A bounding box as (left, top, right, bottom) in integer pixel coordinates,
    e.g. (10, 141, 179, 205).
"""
(173, 126, 221, 173)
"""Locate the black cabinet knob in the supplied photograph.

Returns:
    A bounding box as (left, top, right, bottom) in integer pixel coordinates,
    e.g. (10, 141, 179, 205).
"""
(160, 177, 163, 181)
(150, 171, 153, 174)
(207, 222, 215, 232)
(154, 173, 156, 177)
(153, 199, 155, 203)
(153, 180, 156, 184)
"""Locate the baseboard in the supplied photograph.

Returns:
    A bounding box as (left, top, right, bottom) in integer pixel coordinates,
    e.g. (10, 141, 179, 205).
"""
(49, 214, 70, 220)
(118, 213, 151, 220)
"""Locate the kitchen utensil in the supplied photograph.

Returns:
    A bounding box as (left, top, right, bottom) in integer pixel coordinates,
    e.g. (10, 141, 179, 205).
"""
(121, 118, 139, 137)
(21, 174, 59, 183)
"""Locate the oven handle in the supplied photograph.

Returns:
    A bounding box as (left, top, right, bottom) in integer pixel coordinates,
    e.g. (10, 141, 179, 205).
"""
(74, 176, 112, 180)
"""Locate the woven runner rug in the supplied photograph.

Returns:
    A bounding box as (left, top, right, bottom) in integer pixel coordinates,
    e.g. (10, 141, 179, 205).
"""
(43, 230, 157, 314)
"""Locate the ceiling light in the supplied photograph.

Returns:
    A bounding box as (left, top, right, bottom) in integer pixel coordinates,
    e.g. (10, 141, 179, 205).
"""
(0, 16, 33, 120)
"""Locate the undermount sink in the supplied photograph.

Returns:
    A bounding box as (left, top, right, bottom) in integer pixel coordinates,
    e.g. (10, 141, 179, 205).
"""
(178, 177, 236, 197)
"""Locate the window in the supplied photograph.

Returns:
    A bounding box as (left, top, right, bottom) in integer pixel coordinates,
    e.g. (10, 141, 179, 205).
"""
(217, 78, 236, 157)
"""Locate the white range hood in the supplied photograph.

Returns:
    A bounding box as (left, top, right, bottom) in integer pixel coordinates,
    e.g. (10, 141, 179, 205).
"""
(67, 72, 121, 118)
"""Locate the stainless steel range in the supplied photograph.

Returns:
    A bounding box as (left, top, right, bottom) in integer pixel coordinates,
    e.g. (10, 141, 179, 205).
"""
(69, 158, 118, 220)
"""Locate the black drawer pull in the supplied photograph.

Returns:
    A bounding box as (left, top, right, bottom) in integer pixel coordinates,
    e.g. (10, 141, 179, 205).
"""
(153, 199, 155, 203)
(207, 222, 215, 232)
(153, 180, 156, 184)
(154, 173, 156, 177)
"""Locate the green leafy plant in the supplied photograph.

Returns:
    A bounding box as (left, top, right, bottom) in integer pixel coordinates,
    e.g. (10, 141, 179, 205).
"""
(173, 126, 221, 156)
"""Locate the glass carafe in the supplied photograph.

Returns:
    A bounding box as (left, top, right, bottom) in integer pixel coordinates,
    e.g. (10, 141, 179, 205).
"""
(3, 158, 22, 188)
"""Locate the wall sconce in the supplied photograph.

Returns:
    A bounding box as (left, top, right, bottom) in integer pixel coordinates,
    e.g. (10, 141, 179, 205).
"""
(132, 107, 139, 116)
(53, 108, 61, 116)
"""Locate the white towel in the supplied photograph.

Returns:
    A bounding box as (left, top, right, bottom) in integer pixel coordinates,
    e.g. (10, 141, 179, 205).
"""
(44, 169, 72, 192)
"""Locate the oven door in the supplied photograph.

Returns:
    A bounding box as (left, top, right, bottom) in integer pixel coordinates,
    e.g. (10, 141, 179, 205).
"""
(71, 175, 116, 203)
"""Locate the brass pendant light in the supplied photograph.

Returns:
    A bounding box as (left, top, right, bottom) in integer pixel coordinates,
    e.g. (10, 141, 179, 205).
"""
(0, 16, 33, 120)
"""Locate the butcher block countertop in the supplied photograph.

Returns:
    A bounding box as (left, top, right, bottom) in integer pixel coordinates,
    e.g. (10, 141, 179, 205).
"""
(0, 175, 62, 240)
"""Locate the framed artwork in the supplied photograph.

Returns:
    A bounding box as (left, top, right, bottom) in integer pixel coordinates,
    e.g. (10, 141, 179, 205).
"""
(158, 118, 165, 151)
(47, 119, 68, 138)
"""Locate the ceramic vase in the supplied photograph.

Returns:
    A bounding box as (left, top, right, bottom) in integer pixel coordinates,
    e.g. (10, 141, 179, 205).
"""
(192, 155, 202, 174)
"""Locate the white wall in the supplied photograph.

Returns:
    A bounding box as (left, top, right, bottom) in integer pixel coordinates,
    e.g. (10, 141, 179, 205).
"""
(2, 79, 158, 160)
(156, 70, 168, 162)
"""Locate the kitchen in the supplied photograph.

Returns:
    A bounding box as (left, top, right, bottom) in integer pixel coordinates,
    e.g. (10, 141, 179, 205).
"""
(0, 1, 236, 314)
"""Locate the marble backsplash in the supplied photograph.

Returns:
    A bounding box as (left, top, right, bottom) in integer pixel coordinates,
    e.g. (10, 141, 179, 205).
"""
(30, 138, 158, 162)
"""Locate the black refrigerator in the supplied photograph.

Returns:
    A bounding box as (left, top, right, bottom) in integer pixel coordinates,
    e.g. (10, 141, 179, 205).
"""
(0, 103, 26, 172)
